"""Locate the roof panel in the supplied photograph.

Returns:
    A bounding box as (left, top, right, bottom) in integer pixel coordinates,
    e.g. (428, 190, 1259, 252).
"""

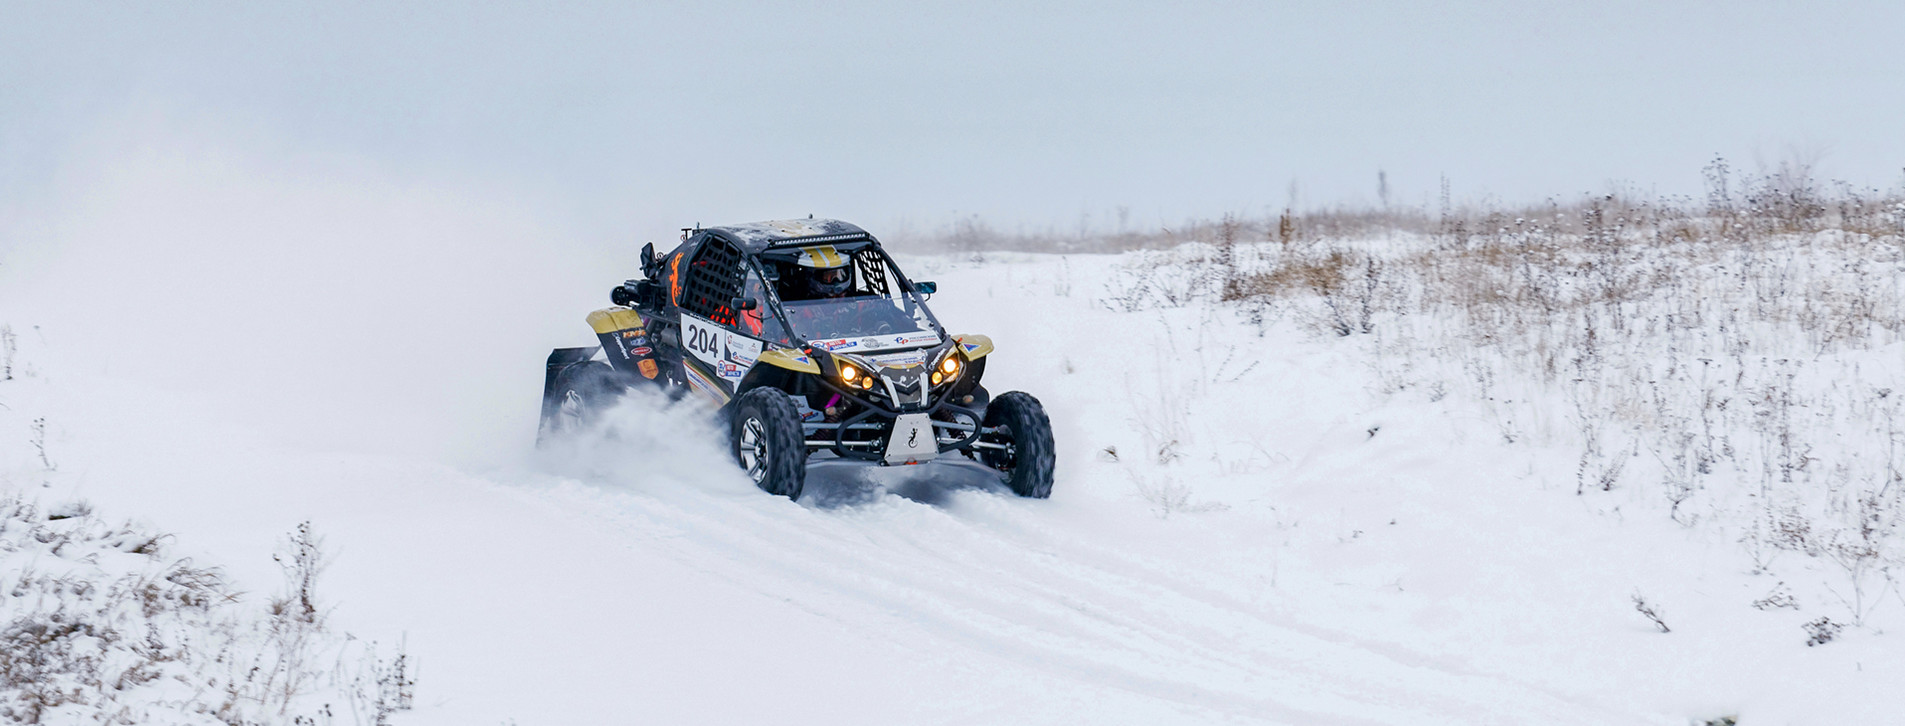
(705, 218, 869, 251)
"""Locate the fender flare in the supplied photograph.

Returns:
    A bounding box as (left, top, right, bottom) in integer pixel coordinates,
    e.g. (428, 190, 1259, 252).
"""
(952, 334, 994, 360)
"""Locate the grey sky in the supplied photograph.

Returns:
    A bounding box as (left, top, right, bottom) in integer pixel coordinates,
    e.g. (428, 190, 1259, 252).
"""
(5, 1, 1903, 238)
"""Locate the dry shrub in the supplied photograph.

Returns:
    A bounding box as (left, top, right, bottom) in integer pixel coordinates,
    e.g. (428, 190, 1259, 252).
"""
(1223, 251, 1349, 301)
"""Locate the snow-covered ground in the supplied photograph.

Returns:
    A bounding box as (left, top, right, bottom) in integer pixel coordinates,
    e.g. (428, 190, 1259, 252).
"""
(2, 150, 1901, 724)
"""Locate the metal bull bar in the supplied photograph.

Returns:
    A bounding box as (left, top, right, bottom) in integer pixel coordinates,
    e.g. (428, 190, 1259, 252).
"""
(803, 379, 994, 462)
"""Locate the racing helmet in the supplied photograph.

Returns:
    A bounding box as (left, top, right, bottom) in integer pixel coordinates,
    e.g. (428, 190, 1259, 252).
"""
(796, 245, 852, 297)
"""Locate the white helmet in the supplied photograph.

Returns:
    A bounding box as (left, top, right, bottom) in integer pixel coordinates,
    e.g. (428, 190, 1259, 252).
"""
(796, 245, 851, 297)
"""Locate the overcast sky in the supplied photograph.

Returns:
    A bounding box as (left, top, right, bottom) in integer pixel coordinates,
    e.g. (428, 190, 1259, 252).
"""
(5, 1, 1904, 238)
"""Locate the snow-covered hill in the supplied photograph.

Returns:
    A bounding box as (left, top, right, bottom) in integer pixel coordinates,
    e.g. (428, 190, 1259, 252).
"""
(2, 149, 1900, 724)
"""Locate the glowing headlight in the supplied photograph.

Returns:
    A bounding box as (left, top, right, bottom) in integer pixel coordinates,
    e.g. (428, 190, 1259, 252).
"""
(940, 356, 961, 375)
(931, 371, 943, 385)
(839, 363, 860, 383)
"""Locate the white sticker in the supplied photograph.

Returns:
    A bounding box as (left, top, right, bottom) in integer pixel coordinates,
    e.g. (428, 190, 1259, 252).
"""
(683, 315, 723, 366)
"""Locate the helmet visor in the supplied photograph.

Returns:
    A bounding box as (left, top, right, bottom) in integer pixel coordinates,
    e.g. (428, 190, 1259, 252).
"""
(814, 267, 849, 285)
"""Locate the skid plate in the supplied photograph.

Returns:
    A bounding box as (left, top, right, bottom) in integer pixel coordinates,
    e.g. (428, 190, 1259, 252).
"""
(883, 413, 938, 465)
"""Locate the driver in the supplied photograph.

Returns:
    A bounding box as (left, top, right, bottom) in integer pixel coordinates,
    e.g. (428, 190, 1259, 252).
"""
(797, 246, 853, 299)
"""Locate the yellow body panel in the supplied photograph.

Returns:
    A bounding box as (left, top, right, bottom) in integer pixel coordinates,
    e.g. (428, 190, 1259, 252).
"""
(586, 307, 647, 334)
(953, 334, 994, 359)
(756, 348, 822, 375)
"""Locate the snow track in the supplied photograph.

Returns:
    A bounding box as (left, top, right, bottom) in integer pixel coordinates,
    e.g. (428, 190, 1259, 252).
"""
(540, 466, 1645, 725)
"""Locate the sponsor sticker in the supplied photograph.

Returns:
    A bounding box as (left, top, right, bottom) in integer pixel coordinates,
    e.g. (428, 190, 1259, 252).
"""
(893, 333, 940, 346)
(685, 366, 722, 402)
(869, 351, 928, 367)
(723, 334, 760, 366)
(629, 346, 653, 356)
(716, 333, 764, 380)
(637, 359, 659, 379)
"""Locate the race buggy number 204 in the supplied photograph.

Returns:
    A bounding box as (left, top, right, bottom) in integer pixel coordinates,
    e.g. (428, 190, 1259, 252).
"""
(537, 218, 1055, 501)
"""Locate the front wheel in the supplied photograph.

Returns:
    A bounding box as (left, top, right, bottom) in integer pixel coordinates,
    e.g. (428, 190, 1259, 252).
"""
(980, 391, 1055, 498)
(730, 388, 808, 500)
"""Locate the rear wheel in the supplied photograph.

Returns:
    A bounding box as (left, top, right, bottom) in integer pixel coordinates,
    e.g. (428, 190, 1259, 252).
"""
(979, 391, 1055, 498)
(730, 388, 807, 500)
(538, 361, 624, 445)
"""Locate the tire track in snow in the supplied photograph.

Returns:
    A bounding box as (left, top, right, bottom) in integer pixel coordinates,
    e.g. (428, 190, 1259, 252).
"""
(516, 462, 1664, 725)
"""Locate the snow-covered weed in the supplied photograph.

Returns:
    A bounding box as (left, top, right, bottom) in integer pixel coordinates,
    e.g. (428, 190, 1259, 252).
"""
(1098, 246, 1230, 313)
(0, 496, 414, 724)
(0, 326, 14, 382)
(1631, 592, 1670, 633)
(1802, 616, 1843, 646)
(1127, 372, 1189, 466)
(1128, 473, 1228, 519)
(27, 418, 52, 472)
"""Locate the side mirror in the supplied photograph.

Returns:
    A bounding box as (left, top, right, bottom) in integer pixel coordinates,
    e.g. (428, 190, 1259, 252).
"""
(640, 243, 657, 277)
(611, 283, 636, 307)
(914, 281, 937, 295)
(730, 297, 759, 311)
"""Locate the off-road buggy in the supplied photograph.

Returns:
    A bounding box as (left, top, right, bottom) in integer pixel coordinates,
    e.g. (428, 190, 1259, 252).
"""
(538, 218, 1055, 501)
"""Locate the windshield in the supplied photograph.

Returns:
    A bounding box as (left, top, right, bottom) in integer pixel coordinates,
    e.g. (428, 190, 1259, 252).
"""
(780, 295, 941, 350)
(758, 245, 942, 352)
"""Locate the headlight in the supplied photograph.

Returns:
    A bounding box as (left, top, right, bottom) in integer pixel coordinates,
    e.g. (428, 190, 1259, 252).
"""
(931, 354, 961, 387)
(839, 363, 860, 383)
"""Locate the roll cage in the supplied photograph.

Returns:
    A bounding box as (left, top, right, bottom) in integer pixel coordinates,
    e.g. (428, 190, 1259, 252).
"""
(656, 230, 945, 353)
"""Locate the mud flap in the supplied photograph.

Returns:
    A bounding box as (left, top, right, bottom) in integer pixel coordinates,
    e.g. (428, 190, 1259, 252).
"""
(884, 413, 939, 465)
(542, 347, 599, 420)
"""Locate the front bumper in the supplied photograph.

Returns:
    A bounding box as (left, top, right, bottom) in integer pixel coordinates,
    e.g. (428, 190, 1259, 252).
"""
(802, 378, 1001, 464)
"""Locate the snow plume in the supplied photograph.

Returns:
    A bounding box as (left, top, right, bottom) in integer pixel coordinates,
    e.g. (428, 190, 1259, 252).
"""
(531, 386, 748, 497)
(0, 113, 619, 466)
(530, 386, 1015, 508)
